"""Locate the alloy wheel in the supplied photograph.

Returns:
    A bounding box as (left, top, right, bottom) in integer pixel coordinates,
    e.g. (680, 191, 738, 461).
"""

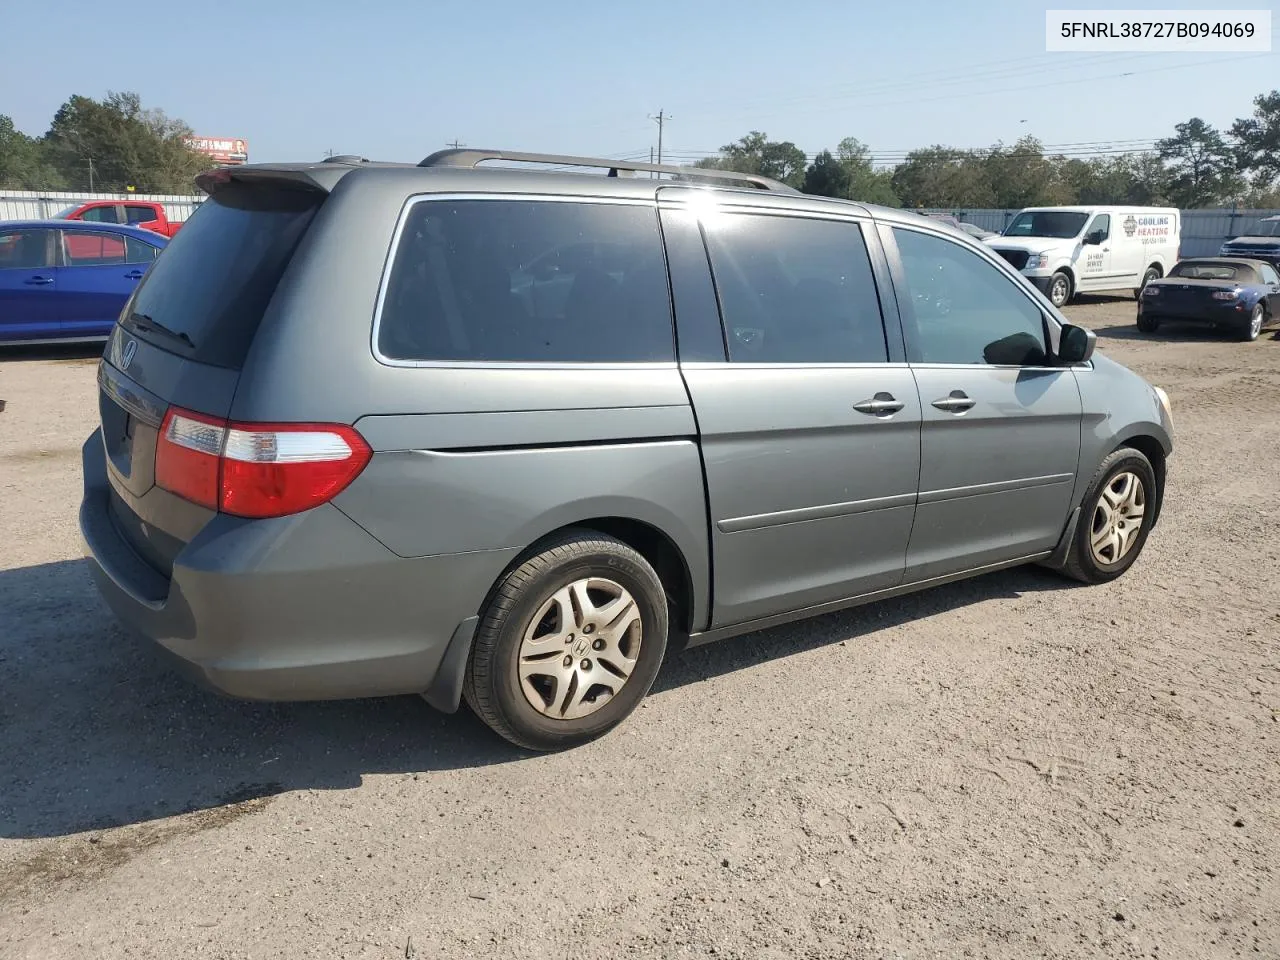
(1089, 471, 1146, 566)
(516, 578, 643, 720)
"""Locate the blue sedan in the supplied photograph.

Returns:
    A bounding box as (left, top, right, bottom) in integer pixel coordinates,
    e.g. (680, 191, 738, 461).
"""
(1137, 257, 1280, 342)
(0, 219, 167, 345)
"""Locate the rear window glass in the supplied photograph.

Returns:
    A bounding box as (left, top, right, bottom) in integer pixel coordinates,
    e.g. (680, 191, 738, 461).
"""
(1168, 262, 1247, 281)
(122, 185, 321, 368)
(377, 199, 674, 363)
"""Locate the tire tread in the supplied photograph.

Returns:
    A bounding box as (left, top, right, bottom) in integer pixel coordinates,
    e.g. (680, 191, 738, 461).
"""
(463, 529, 660, 751)
(1062, 446, 1155, 584)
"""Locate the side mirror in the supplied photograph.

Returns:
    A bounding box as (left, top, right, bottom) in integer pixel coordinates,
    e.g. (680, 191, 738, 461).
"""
(1082, 231, 1101, 246)
(1057, 323, 1096, 364)
(983, 331, 1047, 366)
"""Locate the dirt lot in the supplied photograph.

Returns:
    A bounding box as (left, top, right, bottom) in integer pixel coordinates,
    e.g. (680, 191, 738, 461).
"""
(1, 297, 1277, 960)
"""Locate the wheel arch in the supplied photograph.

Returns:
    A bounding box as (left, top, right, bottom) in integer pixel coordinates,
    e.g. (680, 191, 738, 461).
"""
(496, 511, 702, 637)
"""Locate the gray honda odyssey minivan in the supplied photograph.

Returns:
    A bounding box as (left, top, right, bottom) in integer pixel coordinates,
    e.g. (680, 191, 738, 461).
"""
(81, 149, 1174, 750)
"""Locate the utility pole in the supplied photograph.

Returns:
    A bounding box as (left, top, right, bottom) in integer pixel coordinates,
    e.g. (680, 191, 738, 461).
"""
(85, 157, 95, 192)
(447, 140, 465, 149)
(649, 110, 670, 166)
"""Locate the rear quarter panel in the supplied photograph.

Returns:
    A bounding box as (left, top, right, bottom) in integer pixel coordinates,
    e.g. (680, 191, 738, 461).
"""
(232, 170, 712, 630)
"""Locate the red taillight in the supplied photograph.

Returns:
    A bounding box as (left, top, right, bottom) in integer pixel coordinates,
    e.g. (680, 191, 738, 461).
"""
(219, 421, 371, 518)
(156, 408, 225, 510)
(154, 407, 371, 519)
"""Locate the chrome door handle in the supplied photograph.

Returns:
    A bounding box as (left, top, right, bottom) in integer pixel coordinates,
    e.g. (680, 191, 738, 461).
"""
(853, 393, 905, 416)
(932, 391, 975, 413)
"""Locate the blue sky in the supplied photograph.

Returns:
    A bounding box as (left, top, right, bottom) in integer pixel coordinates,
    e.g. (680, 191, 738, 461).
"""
(1, 0, 1274, 165)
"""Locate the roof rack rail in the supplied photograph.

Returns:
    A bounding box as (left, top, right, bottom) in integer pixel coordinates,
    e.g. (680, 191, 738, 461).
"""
(418, 148, 799, 193)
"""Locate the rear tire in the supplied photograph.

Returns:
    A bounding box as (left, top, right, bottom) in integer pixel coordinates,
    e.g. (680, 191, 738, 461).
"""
(1240, 304, 1264, 342)
(1061, 447, 1158, 585)
(1136, 313, 1160, 334)
(463, 530, 669, 751)
(1048, 271, 1072, 308)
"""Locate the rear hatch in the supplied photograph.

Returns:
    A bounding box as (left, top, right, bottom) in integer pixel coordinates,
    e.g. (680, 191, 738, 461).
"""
(1147, 278, 1238, 318)
(97, 180, 324, 576)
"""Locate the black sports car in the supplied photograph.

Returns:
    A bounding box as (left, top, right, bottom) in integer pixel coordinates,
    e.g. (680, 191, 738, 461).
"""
(1137, 257, 1279, 342)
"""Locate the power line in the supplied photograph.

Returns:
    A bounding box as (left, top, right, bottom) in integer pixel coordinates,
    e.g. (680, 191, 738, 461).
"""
(697, 51, 1274, 128)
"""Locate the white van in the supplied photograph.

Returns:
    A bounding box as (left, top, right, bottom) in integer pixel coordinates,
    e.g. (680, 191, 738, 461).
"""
(984, 206, 1181, 308)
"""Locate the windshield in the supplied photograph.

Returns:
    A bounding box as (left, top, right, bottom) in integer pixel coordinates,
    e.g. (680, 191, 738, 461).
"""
(1169, 261, 1248, 281)
(1247, 219, 1280, 238)
(1002, 211, 1090, 239)
(121, 184, 322, 368)
(52, 205, 79, 219)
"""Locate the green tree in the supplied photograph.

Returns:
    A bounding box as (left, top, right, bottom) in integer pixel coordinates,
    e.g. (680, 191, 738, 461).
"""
(891, 146, 995, 208)
(1231, 89, 1280, 190)
(42, 92, 211, 192)
(0, 115, 64, 189)
(985, 137, 1074, 208)
(699, 131, 809, 189)
(801, 149, 850, 197)
(1156, 118, 1242, 207)
(835, 138, 898, 206)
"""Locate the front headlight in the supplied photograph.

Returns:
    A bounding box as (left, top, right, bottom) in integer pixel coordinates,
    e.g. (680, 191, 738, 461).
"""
(1024, 253, 1048, 270)
(1153, 386, 1172, 423)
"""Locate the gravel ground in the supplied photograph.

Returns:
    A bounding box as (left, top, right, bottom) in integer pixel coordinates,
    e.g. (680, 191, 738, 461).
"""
(1, 297, 1277, 960)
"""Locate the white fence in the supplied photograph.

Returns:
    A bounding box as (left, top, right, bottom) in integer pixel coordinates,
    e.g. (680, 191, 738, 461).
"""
(0, 190, 204, 223)
(921, 207, 1280, 259)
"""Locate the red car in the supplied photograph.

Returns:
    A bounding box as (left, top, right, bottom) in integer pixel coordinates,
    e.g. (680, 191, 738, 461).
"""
(53, 200, 186, 238)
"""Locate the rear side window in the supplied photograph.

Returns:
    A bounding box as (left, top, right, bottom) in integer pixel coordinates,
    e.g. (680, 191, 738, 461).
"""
(125, 205, 158, 224)
(377, 199, 674, 363)
(702, 213, 887, 363)
(125, 236, 160, 263)
(123, 185, 321, 368)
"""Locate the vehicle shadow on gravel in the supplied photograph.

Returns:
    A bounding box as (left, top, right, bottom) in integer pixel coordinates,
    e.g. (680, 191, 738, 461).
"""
(1094, 321, 1279, 344)
(0, 343, 104, 364)
(0, 557, 1074, 839)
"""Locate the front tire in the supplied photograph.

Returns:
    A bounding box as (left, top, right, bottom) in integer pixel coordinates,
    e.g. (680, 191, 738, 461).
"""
(463, 530, 669, 751)
(1061, 448, 1158, 585)
(1240, 304, 1264, 342)
(1047, 271, 1073, 309)
(1136, 313, 1160, 334)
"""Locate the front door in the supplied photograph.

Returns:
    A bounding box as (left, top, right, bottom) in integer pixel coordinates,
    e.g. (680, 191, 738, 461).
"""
(674, 206, 922, 627)
(1076, 213, 1113, 290)
(886, 225, 1083, 581)
(0, 228, 59, 342)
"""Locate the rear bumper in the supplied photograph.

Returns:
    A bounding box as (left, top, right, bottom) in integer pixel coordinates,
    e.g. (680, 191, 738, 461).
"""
(1137, 299, 1256, 324)
(79, 430, 516, 702)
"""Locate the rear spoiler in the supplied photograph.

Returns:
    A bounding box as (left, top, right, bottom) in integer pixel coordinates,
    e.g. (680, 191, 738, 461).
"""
(195, 161, 360, 196)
